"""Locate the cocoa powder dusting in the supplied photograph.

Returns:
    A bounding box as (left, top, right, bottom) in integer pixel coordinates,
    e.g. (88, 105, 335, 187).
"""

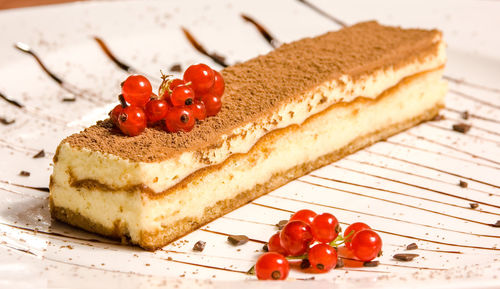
(64, 21, 441, 162)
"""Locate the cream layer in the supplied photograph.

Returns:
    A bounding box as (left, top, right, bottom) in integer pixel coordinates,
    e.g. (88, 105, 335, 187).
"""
(53, 40, 445, 194)
(50, 69, 447, 243)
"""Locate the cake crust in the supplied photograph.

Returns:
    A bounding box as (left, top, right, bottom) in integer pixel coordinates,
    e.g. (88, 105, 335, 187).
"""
(52, 103, 442, 250)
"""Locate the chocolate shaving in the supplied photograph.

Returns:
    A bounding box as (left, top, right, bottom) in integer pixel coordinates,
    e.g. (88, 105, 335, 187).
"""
(406, 243, 418, 250)
(335, 257, 344, 268)
(363, 260, 379, 267)
(192, 240, 206, 252)
(297, 277, 315, 281)
(491, 220, 500, 228)
(461, 110, 469, 120)
(276, 220, 288, 230)
(246, 265, 255, 275)
(0, 117, 15, 125)
(262, 244, 269, 252)
(227, 235, 249, 246)
(19, 171, 30, 177)
(62, 97, 76, 102)
(33, 150, 45, 158)
(0, 91, 24, 108)
(469, 203, 479, 209)
(452, 123, 471, 133)
(459, 180, 468, 188)
(169, 64, 182, 72)
(393, 253, 419, 261)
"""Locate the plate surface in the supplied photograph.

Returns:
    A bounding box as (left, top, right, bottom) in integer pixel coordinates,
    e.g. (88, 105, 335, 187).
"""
(0, 0, 499, 288)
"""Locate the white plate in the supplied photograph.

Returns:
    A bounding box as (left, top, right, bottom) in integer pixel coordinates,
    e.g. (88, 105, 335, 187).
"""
(0, 0, 499, 288)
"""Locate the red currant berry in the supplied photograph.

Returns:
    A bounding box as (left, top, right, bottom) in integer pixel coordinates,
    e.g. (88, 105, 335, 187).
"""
(268, 233, 288, 256)
(344, 222, 371, 249)
(280, 220, 313, 256)
(109, 104, 123, 126)
(290, 209, 317, 227)
(350, 229, 382, 262)
(308, 243, 338, 272)
(121, 75, 152, 107)
(190, 100, 206, 121)
(171, 85, 195, 107)
(201, 93, 222, 116)
(183, 64, 214, 93)
(169, 78, 185, 91)
(311, 213, 339, 243)
(145, 99, 169, 123)
(255, 252, 289, 280)
(210, 70, 225, 97)
(118, 106, 147, 136)
(165, 106, 195, 133)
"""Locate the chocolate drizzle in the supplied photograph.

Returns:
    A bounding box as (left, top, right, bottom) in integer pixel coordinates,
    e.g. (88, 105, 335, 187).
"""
(181, 27, 229, 67)
(93, 36, 133, 72)
(445, 75, 500, 94)
(296, 0, 347, 27)
(240, 14, 281, 48)
(0, 91, 23, 108)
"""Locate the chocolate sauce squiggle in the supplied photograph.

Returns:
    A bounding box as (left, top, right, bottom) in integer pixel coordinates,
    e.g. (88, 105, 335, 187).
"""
(93, 36, 133, 72)
(0, 91, 23, 108)
(406, 132, 500, 168)
(308, 174, 500, 217)
(251, 202, 500, 251)
(0, 179, 49, 192)
(450, 89, 500, 110)
(445, 75, 500, 94)
(296, 0, 347, 27)
(240, 14, 281, 48)
(299, 179, 495, 226)
(181, 27, 229, 67)
(385, 140, 500, 170)
(14, 42, 102, 104)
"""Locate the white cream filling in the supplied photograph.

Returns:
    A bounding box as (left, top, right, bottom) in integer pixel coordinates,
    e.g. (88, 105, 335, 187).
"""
(51, 69, 447, 241)
(55, 40, 446, 194)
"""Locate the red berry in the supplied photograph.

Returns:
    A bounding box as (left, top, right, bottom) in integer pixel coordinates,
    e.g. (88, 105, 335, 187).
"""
(165, 106, 195, 133)
(210, 70, 225, 97)
(121, 75, 152, 107)
(109, 104, 123, 126)
(190, 100, 206, 121)
(350, 229, 382, 262)
(169, 78, 185, 92)
(268, 233, 288, 256)
(308, 243, 338, 272)
(183, 64, 214, 93)
(290, 209, 317, 227)
(311, 213, 339, 243)
(344, 222, 371, 249)
(280, 220, 313, 256)
(201, 93, 222, 116)
(145, 99, 169, 123)
(171, 85, 195, 107)
(118, 106, 147, 136)
(255, 252, 289, 280)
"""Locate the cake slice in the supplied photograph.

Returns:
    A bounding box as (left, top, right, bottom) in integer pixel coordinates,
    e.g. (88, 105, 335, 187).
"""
(50, 21, 447, 250)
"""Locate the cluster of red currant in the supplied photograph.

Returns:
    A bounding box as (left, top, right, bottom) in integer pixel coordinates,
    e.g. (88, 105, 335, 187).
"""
(254, 209, 382, 280)
(109, 64, 224, 136)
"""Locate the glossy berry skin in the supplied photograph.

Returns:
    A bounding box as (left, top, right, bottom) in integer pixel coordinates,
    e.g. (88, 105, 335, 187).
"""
(109, 104, 123, 126)
(311, 213, 339, 243)
(201, 93, 222, 117)
(171, 85, 195, 107)
(169, 78, 185, 91)
(290, 209, 317, 227)
(255, 252, 289, 280)
(210, 70, 225, 97)
(280, 220, 314, 256)
(121, 75, 152, 107)
(267, 233, 288, 256)
(145, 99, 169, 123)
(350, 229, 382, 262)
(344, 222, 371, 249)
(117, 106, 147, 136)
(308, 243, 338, 272)
(190, 100, 206, 121)
(165, 106, 195, 133)
(183, 64, 214, 94)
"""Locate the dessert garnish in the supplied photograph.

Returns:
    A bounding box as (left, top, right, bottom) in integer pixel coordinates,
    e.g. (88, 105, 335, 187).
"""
(459, 180, 468, 188)
(452, 123, 471, 134)
(192, 240, 206, 252)
(0, 117, 15, 125)
(393, 253, 419, 262)
(406, 243, 418, 250)
(227, 235, 249, 246)
(252, 209, 383, 280)
(19, 171, 30, 177)
(33, 150, 45, 158)
(469, 203, 479, 209)
(109, 63, 224, 136)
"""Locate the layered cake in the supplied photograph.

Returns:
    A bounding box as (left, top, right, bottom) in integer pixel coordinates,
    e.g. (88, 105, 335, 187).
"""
(50, 21, 447, 250)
